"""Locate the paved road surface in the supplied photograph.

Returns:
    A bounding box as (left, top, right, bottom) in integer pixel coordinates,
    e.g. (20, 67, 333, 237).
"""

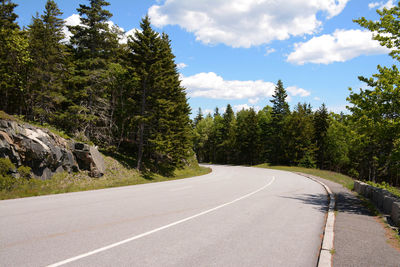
(0, 165, 327, 266)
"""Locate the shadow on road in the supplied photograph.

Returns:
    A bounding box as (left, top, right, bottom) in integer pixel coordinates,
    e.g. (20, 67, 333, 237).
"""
(335, 191, 371, 216)
(279, 193, 329, 213)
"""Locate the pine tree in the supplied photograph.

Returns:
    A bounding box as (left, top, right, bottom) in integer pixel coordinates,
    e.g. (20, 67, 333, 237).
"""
(26, 0, 67, 123)
(269, 79, 290, 164)
(129, 15, 161, 170)
(67, 0, 119, 143)
(0, 0, 30, 114)
(129, 16, 192, 173)
(221, 104, 236, 163)
(193, 107, 203, 126)
(236, 108, 260, 165)
(258, 105, 273, 162)
(284, 103, 316, 167)
(314, 103, 329, 168)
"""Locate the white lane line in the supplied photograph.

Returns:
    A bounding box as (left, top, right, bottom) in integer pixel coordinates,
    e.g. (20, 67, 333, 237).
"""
(47, 176, 276, 267)
(169, 186, 193, 192)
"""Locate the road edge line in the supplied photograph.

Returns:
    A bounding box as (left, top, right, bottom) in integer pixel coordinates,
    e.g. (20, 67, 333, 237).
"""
(295, 172, 335, 267)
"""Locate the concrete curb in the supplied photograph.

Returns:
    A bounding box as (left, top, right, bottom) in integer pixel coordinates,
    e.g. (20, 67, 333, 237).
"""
(295, 173, 335, 267)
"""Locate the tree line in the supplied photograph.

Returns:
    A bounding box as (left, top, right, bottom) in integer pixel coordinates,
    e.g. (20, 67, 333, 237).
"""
(193, 76, 399, 186)
(192, 4, 400, 186)
(0, 0, 192, 174)
(1, 0, 399, 186)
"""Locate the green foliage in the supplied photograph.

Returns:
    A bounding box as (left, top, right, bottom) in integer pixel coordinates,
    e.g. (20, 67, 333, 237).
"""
(269, 80, 290, 165)
(0, 174, 15, 191)
(17, 166, 31, 179)
(0, 158, 15, 175)
(366, 181, 400, 198)
(298, 151, 316, 169)
(128, 17, 192, 173)
(0, 1, 195, 178)
(355, 3, 400, 61)
(26, 0, 67, 124)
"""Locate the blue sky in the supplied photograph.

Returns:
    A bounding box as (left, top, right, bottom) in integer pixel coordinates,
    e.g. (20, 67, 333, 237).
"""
(14, 0, 397, 116)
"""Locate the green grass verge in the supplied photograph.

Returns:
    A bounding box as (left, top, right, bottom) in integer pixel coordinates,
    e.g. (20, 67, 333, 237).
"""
(0, 155, 211, 200)
(255, 163, 354, 190)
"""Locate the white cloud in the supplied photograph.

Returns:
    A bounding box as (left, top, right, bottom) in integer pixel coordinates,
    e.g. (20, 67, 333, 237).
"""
(63, 14, 138, 44)
(368, 2, 380, 9)
(177, 62, 188, 69)
(181, 72, 276, 99)
(369, 0, 396, 10)
(63, 14, 81, 42)
(287, 86, 311, 97)
(287, 29, 389, 65)
(249, 97, 260, 104)
(149, 0, 349, 48)
(203, 109, 213, 116)
(233, 104, 261, 112)
(314, 96, 321, 101)
(264, 47, 276, 56)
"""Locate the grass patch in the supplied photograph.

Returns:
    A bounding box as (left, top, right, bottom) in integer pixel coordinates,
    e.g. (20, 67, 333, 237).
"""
(255, 163, 354, 190)
(0, 110, 18, 121)
(0, 155, 211, 200)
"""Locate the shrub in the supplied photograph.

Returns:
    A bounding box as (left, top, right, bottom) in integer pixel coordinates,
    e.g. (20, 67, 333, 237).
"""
(0, 174, 16, 191)
(298, 152, 316, 169)
(17, 166, 31, 179)
(0, 158, 15, 175)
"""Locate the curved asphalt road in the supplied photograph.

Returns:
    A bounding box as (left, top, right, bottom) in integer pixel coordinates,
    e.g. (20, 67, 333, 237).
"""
(0, 165, 328, 267)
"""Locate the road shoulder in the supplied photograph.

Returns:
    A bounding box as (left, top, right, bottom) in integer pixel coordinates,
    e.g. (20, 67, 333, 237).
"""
(299, 174, 400, 267)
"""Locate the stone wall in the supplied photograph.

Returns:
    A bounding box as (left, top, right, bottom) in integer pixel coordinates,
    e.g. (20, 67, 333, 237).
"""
(354, 181, 400, 227)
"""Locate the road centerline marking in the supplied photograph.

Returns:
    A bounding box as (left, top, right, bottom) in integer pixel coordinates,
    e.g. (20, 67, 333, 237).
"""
(46, 176, 275, 267)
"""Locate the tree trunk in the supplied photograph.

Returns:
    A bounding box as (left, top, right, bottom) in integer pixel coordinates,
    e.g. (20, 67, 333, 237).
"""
(136, 79, 147, 170)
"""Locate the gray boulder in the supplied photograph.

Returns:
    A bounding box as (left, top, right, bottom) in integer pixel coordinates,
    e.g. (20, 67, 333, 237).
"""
(0, 118, 107, 180)
(73, 143, 105, 178)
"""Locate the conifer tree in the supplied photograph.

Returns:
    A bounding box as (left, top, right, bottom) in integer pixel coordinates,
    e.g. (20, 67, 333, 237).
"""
(314, 103, 329, 168)
(284, 103, 316, 167)
(269, 80, 290, 164)
(26, 0, 67, 123)
(0, 0, 30, 114)
(236, 108, 260, 165)
(68, 0, 119, 143)
(129, 15, 161, 170)
(221, 104, 236, 163)
(193, 107, 203, 126)
(129, 16, 192, 173)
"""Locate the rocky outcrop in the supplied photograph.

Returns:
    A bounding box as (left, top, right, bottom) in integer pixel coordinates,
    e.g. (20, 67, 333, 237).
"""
(73, 143, 105, 178)
(0, 118, 105, 179)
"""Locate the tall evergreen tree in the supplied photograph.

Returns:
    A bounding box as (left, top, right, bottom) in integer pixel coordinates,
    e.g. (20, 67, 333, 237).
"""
(284, 103, 316, 167)
(221, 104, 236, 163)
(269, 80, 290, 164)
(193, 107, 203, 126)
(0, 0, 30, 114)
(26, 0, 67, 123)
(258, 105, 273, 162)
(236, 108, 260, 165)
(314, 103, 329, 168)
(68, 0, 119, 143)
(129, 16, 192, 173)
(129, 15, 161, 170)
